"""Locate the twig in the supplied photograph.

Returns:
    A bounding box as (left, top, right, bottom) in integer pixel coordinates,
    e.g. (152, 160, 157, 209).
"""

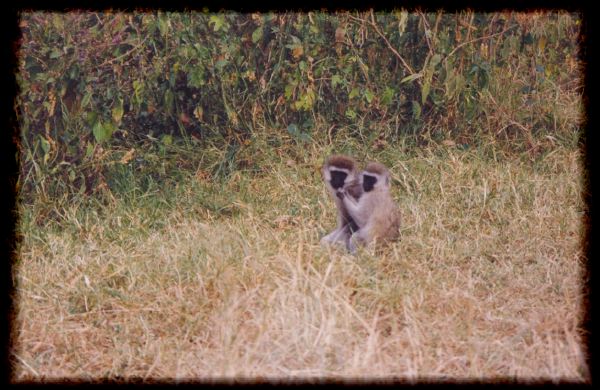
(369, 10, 415, 75)
(444, 24, 517, 63)
(327, 124, 335, 144)
(348, 11, 415, 76)
(418, 10, 434, 56)
(97, 35, 149, 68)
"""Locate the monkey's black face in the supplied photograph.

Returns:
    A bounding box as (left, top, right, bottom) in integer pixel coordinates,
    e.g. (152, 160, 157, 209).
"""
(363, 174, 377, 192)
(330, 171, 348, 190)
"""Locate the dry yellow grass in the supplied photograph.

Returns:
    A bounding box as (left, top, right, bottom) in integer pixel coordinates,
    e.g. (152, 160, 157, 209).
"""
(12, 144, 588, 382)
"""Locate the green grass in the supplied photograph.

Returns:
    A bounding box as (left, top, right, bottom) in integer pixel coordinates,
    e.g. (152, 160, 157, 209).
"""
(12, 134, 588, 381)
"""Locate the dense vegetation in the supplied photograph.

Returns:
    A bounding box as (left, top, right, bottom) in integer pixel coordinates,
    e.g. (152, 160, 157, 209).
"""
(16, 11, 582, 202)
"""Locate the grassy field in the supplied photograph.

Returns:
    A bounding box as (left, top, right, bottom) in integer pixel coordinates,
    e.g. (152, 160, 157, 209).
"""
(12, 138, 588, 382)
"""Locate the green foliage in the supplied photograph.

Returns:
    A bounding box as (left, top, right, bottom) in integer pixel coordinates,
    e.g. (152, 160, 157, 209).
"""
(16, 11, 582, 201)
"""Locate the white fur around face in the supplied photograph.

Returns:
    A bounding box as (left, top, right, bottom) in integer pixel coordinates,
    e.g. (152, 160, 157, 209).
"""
(331, 167, 350, 173)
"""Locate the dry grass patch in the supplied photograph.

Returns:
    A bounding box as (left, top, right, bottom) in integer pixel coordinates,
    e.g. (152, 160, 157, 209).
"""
(12, 145, 588, 382)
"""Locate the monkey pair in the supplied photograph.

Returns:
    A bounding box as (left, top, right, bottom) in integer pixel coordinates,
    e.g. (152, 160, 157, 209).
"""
(321, 155, 401, 253)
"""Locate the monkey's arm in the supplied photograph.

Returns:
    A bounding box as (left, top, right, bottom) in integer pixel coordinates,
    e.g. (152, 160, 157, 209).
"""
(341, 192, 360, 214)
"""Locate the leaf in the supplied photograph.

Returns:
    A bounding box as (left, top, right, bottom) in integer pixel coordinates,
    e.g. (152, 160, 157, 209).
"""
(345, 108, 356, 119)
(252, 27, 263, 43)
(304, 88, 315, 108)
(92, 122, 102, 143)
(86, 111, 98, 127)
(284, 84, 295, 100)
(364, 89, 374, 104)
(421, 54, 441, 104)
(538, 35, 547, 52)
(188, 66, 205, 88)
(133, 80, 144, 105)
(104, 122, 116, 138)
(421, 75, 431, 104)
(444, 68, 456, 98)
(85, 142, 94, 159)
(292, 45, 303, 59)
(331, 74, 342, 89)
(412, 101, 421, 120)
(158, 15, 169, 35)
(244, 70, 256, 81)
(359, 62, 369, 76)
(215, 59, 228, 70)
(287, 123, 299, 135)
(349, 87, 360, 99)
(287, 123, 310, 143)
(193, 105, 204, 121)
(179, 112, 190, 125)
(299, 132, 311, 142)
(161, 134, 173, 146)
(69, 64, 80, 79)
(335, 27, 345, 43)
(400, 73, 422, 84)
(82, 91, 93, 108)
(164, 89, 174, 114)
(49, 49, 62, 59)
(209, 15, 227, 32)
(382, 87, 395, 106)
(430, 53, 442, 68)
(294, 88, 315, 111)
(112, 99, 124, 124)
(92, 121, 111, 143)
(396, 11, 408, 35)
(39, 136, 50, 155)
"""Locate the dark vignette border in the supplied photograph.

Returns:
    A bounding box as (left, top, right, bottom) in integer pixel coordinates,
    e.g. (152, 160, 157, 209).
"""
(2, 0, 594, 386)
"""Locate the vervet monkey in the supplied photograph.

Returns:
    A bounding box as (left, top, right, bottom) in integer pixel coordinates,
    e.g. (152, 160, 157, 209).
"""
(339, 161, 401, 253)
(321, 155, 363, 248)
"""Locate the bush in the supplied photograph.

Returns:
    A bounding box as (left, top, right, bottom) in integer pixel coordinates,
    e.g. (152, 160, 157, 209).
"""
(16, 11, 583, 199)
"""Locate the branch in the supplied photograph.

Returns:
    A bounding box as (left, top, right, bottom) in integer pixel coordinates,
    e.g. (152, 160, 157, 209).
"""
(368, 10, 415, 75)
(348, 11, 415, 76)
(418, 10, 433, 56)
(444, 24, 518, 63)
(97, 35, 149, 68)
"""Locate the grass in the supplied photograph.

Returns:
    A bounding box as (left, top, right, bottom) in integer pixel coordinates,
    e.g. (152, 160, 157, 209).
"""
(12, 135, 588, 382)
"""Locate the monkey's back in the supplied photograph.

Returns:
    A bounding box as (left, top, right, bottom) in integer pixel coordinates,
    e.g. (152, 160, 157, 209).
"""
(369, 194, 401, 244)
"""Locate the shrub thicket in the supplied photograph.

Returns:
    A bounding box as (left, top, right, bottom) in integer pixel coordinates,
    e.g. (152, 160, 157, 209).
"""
(16, 11, 582, 199)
